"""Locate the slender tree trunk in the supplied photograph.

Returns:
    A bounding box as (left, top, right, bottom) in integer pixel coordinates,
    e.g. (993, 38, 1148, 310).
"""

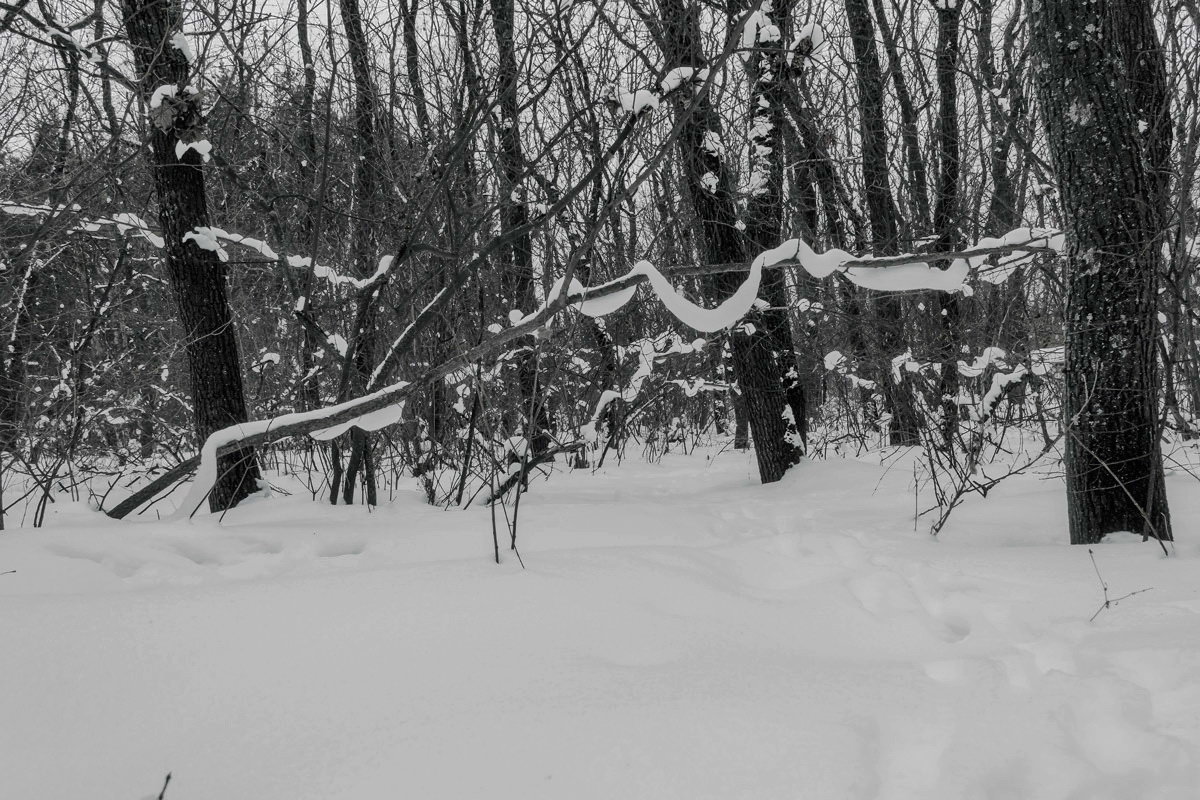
(979, 2, 1031, 359)
(931, 1, 963, 451)
(844, 0, 919, 446)
(293, 0, 323, 416)
(870, 0, 931, 236)
(1031, 0, 1173, 543)
(743, 0, 807, 452)
(333, 0, 381, 505)
(659, 0, 801, 481)
(491, 0, 553, 461)
(0, 259, 34, 466)
(123, 0, 260, 512)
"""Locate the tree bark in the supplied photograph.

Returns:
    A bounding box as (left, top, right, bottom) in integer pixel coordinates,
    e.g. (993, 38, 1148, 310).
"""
(491, 0, 553, 461)
(743, 0, 807, 453)
(931, 1, 963, 451)
(659, 0, 801, 481)
(123, 0, 260, 512)
(844, 0, 920, 446)
(1031, 0, 1173, 543)
(332, 0, 382, 505)
(870, 0, 931, 236)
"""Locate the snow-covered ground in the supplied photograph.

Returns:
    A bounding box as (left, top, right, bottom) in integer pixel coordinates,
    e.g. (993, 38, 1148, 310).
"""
(3, 445, 1199, 799)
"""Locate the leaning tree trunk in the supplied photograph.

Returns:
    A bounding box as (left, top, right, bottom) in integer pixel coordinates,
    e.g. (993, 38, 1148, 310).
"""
(123, 0, 260, 512)
(1031, 0, 1173, 544)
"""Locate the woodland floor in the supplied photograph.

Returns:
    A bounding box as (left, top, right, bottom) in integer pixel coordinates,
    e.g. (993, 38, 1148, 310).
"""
(3, 441, 1200, 799)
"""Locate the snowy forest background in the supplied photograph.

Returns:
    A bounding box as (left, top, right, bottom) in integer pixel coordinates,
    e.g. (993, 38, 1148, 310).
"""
(3, 0, 1200, 797)
(0, 0, 1195, 538)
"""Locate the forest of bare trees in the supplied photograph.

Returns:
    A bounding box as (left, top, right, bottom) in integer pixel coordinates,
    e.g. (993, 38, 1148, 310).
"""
(3, 0, 1199, 546)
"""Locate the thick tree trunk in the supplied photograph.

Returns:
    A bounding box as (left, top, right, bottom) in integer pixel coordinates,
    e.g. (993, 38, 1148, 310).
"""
(123, 0, 260, 512)
(1032, 0, 1172, 543)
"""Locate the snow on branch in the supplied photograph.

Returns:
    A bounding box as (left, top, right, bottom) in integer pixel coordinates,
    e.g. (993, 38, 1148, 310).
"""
(609, 61, 712, 118)
(1, 202, 392, 291)
(185, 226, 395, 290)
(510, 228, 1063, 331)
(171, 382, 411, 518)
(133, 228, 1064, 518)
(2, 201, 167, 248)
(581, 334, 708, 443)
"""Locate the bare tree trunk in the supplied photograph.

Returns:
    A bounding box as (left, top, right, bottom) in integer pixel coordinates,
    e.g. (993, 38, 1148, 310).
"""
(293, 0, 323, 416)
(1032, 0, 1173, 544)
(332, 0, 381, 505)
(931, 1, 963, 451)
(978, 1, 1032, 360)
(742, 0, 807, 453)
(658, 0, 801, 481)
(870, 0, 931, 236)
(123, 0, 260, 512)
(490, 0, 553, 461)
(844, 0, 919, 446)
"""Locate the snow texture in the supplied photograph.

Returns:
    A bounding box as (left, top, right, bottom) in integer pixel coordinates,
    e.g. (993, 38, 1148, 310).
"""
(182, 227, 229, 261)
(617, 90, 659, 115)
(170, 32, 194, 64)
(5, 448, 1200, 800)
(175, 139, 213, 163)
(659, 67, 696, 94)
(149, 84, 178, 109)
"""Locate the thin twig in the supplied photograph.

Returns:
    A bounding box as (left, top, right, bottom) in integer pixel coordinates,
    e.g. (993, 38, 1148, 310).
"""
(156, 773, 172, 800)
(1088, 549, 1152, 622)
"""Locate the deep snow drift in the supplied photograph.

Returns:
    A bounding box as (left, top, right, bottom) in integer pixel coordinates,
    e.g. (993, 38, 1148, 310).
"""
(2, 444, 1199, 800)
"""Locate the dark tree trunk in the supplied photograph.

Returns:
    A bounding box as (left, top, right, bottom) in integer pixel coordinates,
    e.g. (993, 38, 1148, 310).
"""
(979, 2, 1031, 360)
(743, 0, 807, 453)
(0, 260, 34, 462)
(123, 0, 260, 512)
(932, 2, 963, 451)
(332, 0, 381, 505)
(293, 0, 323, 417)
(870, 0, 931, 236)
(659, 0, 801, 481)
(1032, 0, 1173, 543)
(844, 0, 919, 446)
(491, 0, 553, 460)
